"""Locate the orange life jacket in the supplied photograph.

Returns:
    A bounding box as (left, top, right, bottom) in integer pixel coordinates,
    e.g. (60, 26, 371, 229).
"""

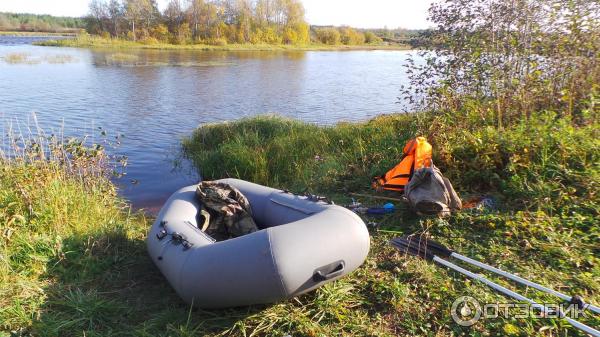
(373, 137, 432, 192)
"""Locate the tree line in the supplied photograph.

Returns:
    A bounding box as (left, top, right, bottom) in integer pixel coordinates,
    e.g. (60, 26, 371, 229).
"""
(87, 0, 314, 45)
(86, 0, 398, 45)
(312, 26, 383, 45)
(0, 12, 84, 33)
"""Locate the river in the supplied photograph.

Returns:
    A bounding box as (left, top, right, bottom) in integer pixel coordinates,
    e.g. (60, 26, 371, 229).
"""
(0, 36, 415, 212)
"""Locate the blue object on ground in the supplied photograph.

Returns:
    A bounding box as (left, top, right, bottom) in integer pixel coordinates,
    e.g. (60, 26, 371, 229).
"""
(367, 207, 395, 215)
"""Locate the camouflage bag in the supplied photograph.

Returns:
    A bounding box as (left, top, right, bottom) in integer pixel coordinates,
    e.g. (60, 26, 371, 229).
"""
(195, 181, 259, 241)
(405, 165, 462, 217)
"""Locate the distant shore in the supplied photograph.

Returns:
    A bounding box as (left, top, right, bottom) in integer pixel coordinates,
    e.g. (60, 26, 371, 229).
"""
(0, 31, 77, 37)
(35, 35, 412, 52)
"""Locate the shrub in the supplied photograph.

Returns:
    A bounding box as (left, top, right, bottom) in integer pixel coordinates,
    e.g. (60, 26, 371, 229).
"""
(437, 111, 599, 214)
(364, 31, 382, 44)
(403, 0, 600, 127)
(171, 23, 191, 44)
(314, 28, 341, 45)
(250, 28, 264, 44)
(204, 37, 228, 46)
(291, 22, 310, 44)
(140, 36, 159, 45)
(339, 27, 365, 45)
(282, 27, 298, 45)
(151, 24, 170, 42)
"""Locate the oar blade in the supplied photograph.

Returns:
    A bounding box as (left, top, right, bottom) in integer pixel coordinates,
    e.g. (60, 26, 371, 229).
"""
(390, 237, 436, 261)
(390, 235, 454, 261)
(400, 235, 453, 257)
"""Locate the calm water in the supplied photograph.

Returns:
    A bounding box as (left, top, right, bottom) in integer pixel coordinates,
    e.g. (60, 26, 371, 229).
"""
(0, 36, 414, 211)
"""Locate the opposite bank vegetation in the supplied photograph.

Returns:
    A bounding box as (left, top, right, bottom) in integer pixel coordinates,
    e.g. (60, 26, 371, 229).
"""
(1, 0, 599, 336)
(35, 33, 411, 51)
(32, 0, 421, 50)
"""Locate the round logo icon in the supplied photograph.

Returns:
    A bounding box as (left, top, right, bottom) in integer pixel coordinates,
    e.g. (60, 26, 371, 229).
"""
(451, 296, 482, 326)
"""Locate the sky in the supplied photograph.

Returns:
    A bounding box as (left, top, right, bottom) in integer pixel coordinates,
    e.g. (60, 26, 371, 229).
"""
(0, 0, 434, 29)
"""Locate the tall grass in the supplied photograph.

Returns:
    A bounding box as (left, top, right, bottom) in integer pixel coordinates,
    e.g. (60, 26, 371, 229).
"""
(183, 111, 599, 213)
(183, 114, 422, 193)
(0, 121, 145, 335)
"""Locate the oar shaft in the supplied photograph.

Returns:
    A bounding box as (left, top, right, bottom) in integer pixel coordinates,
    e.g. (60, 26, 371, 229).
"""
(349, 193, 404, 202)
(433, 256, 600, 337)
(451, 252, 600, 315)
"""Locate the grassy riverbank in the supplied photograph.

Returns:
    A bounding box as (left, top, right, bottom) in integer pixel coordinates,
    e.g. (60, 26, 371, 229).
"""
(0, 110, 598, 336)
(35, 35, 410, 51)
(181, 112, 600, 336)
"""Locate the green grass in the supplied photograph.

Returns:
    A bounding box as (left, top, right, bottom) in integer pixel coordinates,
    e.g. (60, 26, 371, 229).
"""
(180, 113, 599, 336)
(182, 114, 422, 194)
(1, 111, 598, 336)
(35, 35, 411, 52)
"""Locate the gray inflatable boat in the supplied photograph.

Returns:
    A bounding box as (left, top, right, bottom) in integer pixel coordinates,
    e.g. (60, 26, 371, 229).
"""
(147, 179, 370, 308)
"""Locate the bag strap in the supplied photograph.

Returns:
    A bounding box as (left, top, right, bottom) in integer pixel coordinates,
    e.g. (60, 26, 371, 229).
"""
(197, 204, 211, 232)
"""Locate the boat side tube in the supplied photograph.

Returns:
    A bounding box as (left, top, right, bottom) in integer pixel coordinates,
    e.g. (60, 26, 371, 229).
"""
(147, 180, 370, 308)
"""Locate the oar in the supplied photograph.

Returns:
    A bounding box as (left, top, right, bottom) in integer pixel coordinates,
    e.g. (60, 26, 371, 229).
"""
(390, 238, 600, 337)
(392, 236, 600, 315)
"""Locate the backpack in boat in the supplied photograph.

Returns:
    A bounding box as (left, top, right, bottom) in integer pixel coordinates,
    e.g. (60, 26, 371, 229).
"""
(195, 181, 259, 241)
(372, 136, 432, 193)
(404, 164, 462, 217)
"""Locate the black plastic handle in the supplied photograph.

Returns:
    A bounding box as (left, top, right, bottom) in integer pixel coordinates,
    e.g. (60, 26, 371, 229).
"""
(313, 260, 345, 282)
